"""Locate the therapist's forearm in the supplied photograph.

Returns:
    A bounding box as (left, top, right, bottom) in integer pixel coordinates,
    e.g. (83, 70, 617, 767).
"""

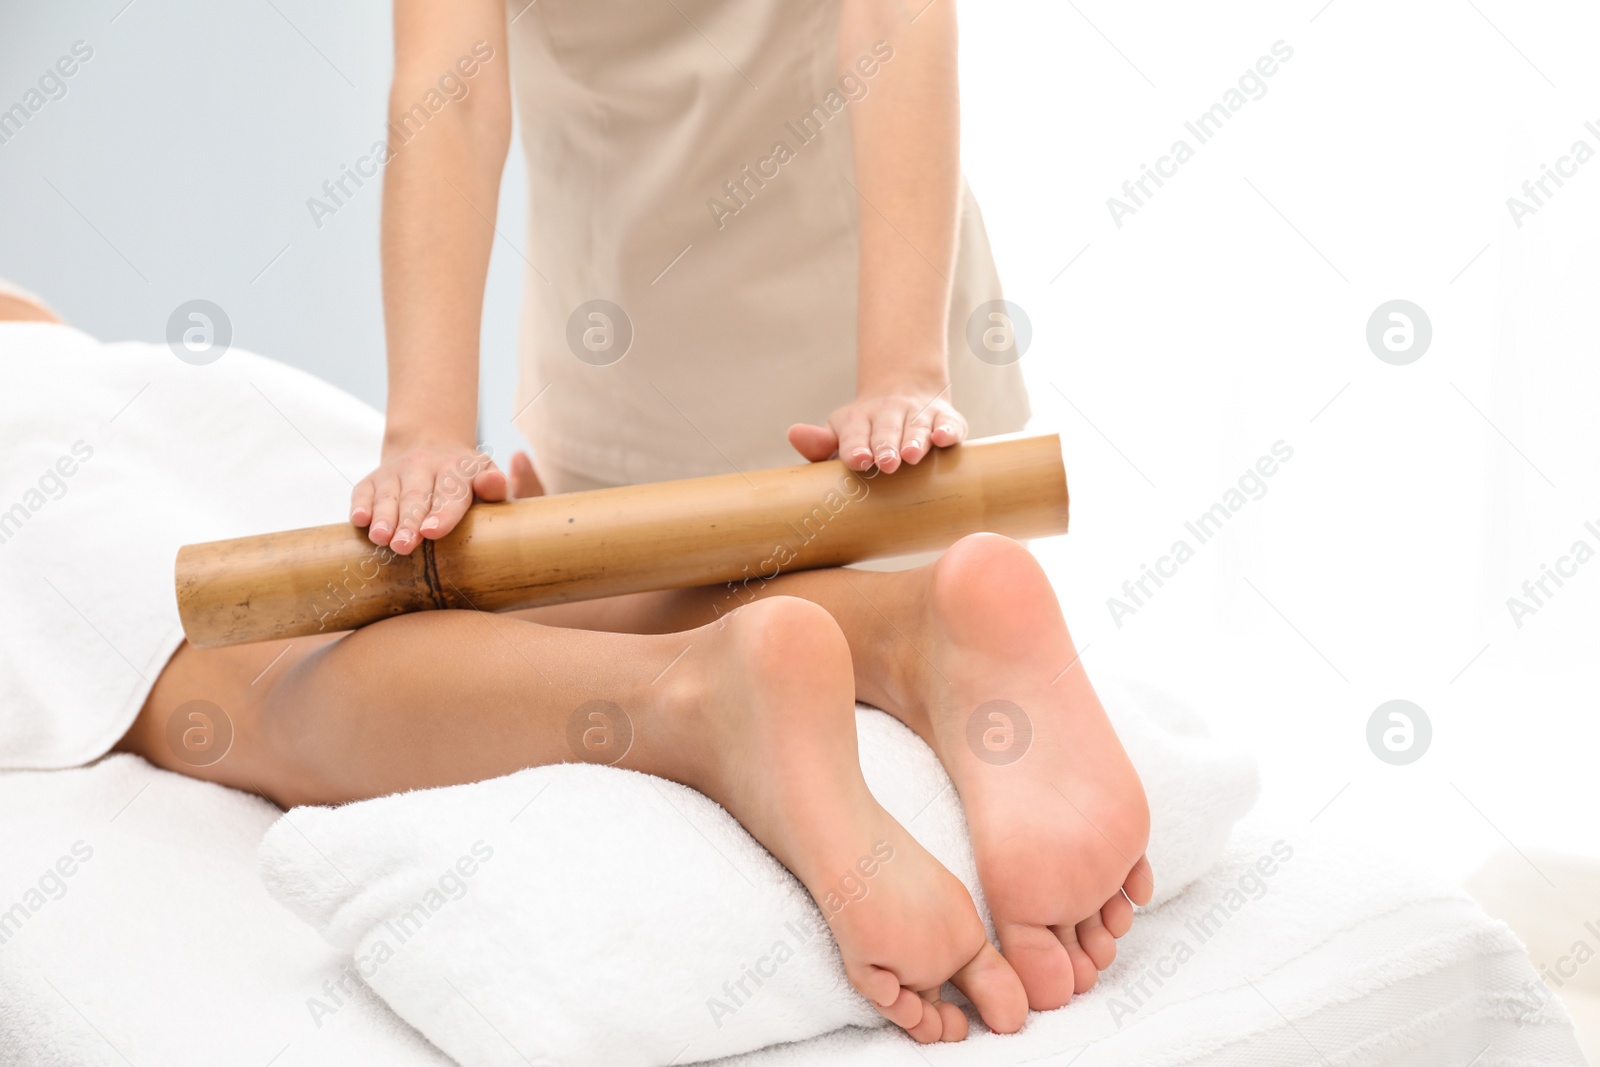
(842, 0, 961, 395)
(379, 79, 509, 451)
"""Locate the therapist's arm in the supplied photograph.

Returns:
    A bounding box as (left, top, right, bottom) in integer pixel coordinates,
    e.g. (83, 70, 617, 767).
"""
(350, 0, 514, 555)
(788, 0, 966, 475)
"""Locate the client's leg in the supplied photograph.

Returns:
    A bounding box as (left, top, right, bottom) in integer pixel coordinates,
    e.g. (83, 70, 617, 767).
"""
(517, 534, 1152, 1010)
(117, 597, 1026, 1041)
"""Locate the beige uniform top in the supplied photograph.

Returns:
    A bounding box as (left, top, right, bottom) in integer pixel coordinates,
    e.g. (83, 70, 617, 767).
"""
(506, 0, 1030, 486)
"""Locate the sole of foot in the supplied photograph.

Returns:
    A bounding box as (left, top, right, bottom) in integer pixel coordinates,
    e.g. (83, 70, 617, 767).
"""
(911, 534, 1153, 1011)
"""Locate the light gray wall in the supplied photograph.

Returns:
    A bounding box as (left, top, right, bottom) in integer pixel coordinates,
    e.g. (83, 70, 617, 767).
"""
(0, 0, 530, 461)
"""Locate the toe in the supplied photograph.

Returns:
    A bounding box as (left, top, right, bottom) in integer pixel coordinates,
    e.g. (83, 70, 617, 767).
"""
(1101, 889, 1135, 938)
(873, 985, 935, 1039)
(1124, 855, 1155, 906)
(901, 992, 943, 1044)
(929, 995, 968, 1042)
(950, 939, 1028, 1034)
(997, 921, 1075, 1012)
(1071, 950, 1099, 992)
(1054, 926, 1100, 994)
(1075, 912, 1117, 970)
(850, 963, 917, 1026)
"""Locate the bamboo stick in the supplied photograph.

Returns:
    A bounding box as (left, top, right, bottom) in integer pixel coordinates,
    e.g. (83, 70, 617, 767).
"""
(175, 433, 1069, 647)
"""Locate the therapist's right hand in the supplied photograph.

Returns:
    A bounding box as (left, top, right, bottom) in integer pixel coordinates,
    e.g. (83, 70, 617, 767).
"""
(350, 443, 507, 555)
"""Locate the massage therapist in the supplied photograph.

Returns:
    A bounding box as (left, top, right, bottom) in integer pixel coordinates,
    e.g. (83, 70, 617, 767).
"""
(349, 0, 1030, 551)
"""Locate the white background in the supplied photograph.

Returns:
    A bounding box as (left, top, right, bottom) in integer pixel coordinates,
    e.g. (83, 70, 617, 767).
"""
(964, 2, 1600, 895)
(2, 0, 1596, 902)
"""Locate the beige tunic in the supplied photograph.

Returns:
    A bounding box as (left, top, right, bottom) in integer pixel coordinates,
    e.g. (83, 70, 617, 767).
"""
(506, 0, 1030, 487)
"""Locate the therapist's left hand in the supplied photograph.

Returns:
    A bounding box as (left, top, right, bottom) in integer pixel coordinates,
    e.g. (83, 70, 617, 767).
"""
(787, 386, 967, 474)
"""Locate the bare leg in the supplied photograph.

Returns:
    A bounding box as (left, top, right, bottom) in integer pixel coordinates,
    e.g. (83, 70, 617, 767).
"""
(117, 597, 1026, 1041)
(513, 534, 1153, 1009)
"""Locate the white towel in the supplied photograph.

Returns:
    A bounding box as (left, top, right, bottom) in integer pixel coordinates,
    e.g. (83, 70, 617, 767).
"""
(0, 323, 380, 769)
(260, 682, 1259, 1067)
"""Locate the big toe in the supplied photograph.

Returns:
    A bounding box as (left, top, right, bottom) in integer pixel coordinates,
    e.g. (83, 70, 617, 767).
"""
(998, 920, 1076, 1011)
(951, 940, 1028, 1034)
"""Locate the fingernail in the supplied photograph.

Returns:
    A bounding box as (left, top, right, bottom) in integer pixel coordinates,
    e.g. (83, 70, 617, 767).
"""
(937, 424, 954, 436)
(850, 448, 873, 461)
(876, 448, 897, 465)
(371, 522, 391, 538)
(420, 517, 440, 534)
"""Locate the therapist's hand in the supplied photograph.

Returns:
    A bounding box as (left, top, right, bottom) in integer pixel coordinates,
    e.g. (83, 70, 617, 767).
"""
(350, 443, 507, 555)
(787, 386, 967, 474)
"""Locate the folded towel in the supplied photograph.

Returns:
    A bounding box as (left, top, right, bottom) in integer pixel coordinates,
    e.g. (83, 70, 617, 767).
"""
(260, 678, 1259, 1066)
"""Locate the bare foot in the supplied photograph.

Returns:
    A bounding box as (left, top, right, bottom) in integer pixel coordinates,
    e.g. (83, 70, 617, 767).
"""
(897, 535, 1154, 1011)
(683, 597, 1029, 1041)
